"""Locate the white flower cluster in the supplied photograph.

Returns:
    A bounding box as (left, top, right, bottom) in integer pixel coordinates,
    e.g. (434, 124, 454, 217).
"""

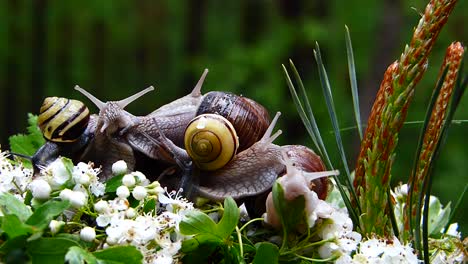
(0, 152, 195, 264)
(98, 179, 194, 264)
(336, 236, 419, 263)
(0, 151, 33, 201)
(28, 158, 105, 207)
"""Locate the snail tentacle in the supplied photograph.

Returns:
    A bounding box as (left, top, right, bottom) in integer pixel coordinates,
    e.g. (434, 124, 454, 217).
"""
(117, 86, 155, 109)
(74, 85, 105, 110)
(190, 69, 209, 97)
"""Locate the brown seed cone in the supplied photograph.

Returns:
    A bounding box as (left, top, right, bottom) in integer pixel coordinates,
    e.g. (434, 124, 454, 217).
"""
(403, 42, 464, 239)
(353, 0, 459, 236)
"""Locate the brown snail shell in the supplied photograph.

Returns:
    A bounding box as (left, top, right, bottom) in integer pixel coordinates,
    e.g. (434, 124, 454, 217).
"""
(282, 145, 328, 200)
(38, 97, 90, 143)
(196, 91, 270, 152)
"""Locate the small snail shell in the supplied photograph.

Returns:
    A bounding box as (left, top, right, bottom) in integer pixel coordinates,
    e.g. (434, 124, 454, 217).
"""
(38, 97, 90, 142)
(196, 91, 270, 151)
(184, 114, 239, 171)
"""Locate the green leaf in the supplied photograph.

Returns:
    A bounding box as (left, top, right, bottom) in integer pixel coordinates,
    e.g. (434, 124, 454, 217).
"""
(216, 197, 240, 238)
(105, 174, 124, 193)
(26, 237, 80, 264)
(93, 245, 143, 264)
(65, 246, 98, 264)
(253, 242, 279, 264)
(0, 192, 32, 221)
(180, 211, 218, 236)
(26, 199, 70, 230)
(428, 198, 451, 236)
(1, 214, 34, 238)
(181, 234, 222, 253)
(272, 182, 306, 244)
(0, 235, 28, 255)
(8, 114, 45, 157)
(143, 198, 157, 213)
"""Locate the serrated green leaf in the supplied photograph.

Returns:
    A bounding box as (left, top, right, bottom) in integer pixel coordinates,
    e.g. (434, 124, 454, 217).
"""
(1, 214, 33, 238)
(26, 237, 80, 264)
(216, 197, 239, 238)
(253, 242, 279, 264)
(92, 245, 143, 264)
(105, 174, 124, 193)
(180, 211, 218, 237)
(65, 246, 98, 264)
(26, 114, 46, 149)
(0, 192, 32, 221)
(8, 114, 45, 157)
(26, 199, 70, 230)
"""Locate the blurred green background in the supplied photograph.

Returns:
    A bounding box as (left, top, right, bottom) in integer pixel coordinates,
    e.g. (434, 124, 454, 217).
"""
(0, 0, 466, 233)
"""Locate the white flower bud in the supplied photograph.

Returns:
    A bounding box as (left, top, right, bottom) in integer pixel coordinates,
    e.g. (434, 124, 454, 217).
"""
(59, 188, 74, 201)
(126, 208, 136, 218)
(78, 174, 91, 185)
(132, 186, 147, 201)
(49, 220, 64, 234)
(122, 174, 136, 187)
(116, 186, 130, 198)
(94, 200, 110, 214)
(111, 160, 127, 175)
(30, 179, 51, 200)
(80, 226, 96, 242)
(132, 171, 148, 185)
(70, 191, 87, 208)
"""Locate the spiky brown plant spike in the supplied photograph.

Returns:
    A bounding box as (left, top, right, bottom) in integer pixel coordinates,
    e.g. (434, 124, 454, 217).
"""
(354, 0, 458, 236)
(403, 42, 464, 241)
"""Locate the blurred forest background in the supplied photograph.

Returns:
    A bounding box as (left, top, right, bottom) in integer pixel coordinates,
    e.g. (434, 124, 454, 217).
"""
(0, 0, 466, 233)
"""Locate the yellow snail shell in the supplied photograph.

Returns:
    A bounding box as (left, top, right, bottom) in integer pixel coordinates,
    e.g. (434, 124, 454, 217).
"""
(38, 97, 90, 142)
(184, 113, 239, 171)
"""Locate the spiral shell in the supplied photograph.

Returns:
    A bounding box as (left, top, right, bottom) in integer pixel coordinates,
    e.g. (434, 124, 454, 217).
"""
(38, 97, 90, 142)
(196, 91, 270, 152)
(184, 114, 239, 171)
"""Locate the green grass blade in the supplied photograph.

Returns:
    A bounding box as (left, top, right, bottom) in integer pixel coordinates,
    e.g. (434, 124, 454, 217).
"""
(387, 188, 400, 238)
(345, 26, 363, 140)
(313, 42, 360, 214)
(443, 183, 467, 235)
(282, 65, 321, 155)
(283, 62, 360, 227)
(409, 67, 449, 248)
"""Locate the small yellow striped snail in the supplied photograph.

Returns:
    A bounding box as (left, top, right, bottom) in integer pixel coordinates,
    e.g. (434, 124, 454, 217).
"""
(38, 97, 90, 142)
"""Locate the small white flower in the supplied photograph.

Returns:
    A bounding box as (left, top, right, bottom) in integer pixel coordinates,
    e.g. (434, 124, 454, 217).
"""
(97, 214, 112, 227)
(122, 174, 136, 187)
(78, 174, 90, 185)
(132, 171, 149, 186)
(94, 200, 110, 214)
(132, 186, 147, 201)
(80, 226, 96, 242)
(90, 181, 105, 197)
(49, 220, 64, 234)
(45, 158, 70, 189)
(29, 179, 51, 200)
(112, 160, 127, 175)
(116, 186, 130, 198)
(444, 223, 460, 238)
